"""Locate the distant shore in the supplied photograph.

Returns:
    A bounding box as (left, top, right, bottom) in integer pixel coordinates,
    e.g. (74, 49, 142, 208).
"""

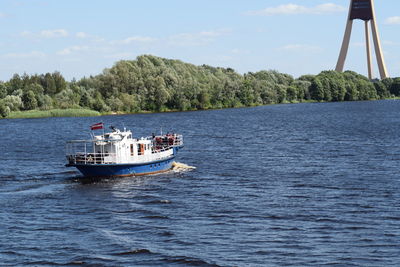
(3, 107, 195, 119)
(2, 104, 275, 119)
(3, 98, 400, 120)
(5, 109, 101, 119)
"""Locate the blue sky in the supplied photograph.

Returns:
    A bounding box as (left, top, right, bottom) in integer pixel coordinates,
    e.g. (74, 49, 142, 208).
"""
(0, 0, 400, 81)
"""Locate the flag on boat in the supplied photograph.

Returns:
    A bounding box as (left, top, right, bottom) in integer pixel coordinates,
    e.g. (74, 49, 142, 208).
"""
(90, 122, 103, 130)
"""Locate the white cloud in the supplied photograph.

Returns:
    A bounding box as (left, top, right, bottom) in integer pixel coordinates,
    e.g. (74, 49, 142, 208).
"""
(21, 29, 68, 38)
(76, 32, 87, 38)
(74, 32, 105, 42)
(57, 45, 89, 55)
(247, 3, 346, 16)
(40, 29, 68, 38)
(3, 51, 46, 59)
(385, 16, 400, 25)
(111, 36, 157, 45)
(20, 31, 33, 38)
(231, 48, 250, 55)
(383, 40, 400, 46)
(168, 29, 231, 46)
(0, 12, 7, 18)
(279, 44, 323, 53)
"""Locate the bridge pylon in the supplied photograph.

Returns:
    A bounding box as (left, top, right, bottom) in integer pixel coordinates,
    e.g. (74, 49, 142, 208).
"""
(336, 0, 388, 79)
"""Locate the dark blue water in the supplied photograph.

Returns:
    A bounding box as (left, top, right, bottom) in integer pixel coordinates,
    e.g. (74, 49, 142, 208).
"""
(1, 101, 400, 266)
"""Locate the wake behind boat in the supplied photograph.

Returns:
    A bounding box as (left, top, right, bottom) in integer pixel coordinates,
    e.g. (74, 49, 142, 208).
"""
(66, 123, 183, 177)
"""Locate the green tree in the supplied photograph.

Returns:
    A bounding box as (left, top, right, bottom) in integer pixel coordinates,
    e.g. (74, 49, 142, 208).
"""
(0, 82, 7, 99)
(0, 101, 10, 117)
(54, 89, 80, 109)
(43, 73, 57, 95)
(26, 83, 44, 96)
(293, 80, 311, 100)
(344, 83, 359, 101)
(238, 79, 255, 106)
(92, 91, 110, 112)
(119, 93, 138, 112)
(310, 78, 324, 101)
(79, 90, 93, 108)
(52, 71, 67, 94)
(276, 84, 287, 103)
(22, 90, 38, 110)
(154, 77, 170, 111)
(381, 78, 393, 94)
(298, 74, 315, 83)
(390, 78, 400, 96)
(374, 81, 389, 99)
(39, 95, 54, 110)
(106, 96, 124, 111)
(197, 91, 211, 109)
(4, 95, 23, 111)
(8, 74, 23, 94)
(286, 86, 298, 102)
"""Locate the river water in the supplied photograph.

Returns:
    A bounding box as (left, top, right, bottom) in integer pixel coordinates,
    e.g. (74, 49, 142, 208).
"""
(0, 100, 399, 266)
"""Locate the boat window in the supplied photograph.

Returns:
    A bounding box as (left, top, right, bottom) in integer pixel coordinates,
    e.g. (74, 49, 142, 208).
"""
(130, 144, 134, 156)
(138, 144, 144, 155)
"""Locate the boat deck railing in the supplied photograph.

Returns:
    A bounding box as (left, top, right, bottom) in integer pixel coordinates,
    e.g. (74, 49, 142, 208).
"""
(67, 152, 118, 165)
(66, 134, 183, 165)
(152, 134, 183, 149)
(66, 139, 118, 165)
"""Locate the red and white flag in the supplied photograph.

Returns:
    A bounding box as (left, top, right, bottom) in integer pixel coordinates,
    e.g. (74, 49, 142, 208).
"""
(90, 122, 103, 130)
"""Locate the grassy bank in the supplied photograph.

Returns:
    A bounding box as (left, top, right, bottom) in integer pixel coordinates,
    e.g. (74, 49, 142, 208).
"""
(6, 109, 101, 119)
(1, 98, 393, 119)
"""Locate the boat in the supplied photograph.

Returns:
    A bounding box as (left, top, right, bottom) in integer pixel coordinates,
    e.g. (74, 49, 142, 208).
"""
(66, 123, 184, 177)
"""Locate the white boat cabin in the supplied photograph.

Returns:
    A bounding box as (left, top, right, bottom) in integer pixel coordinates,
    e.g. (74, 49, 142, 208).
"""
(93, 128, 173, 164)
(66, 127, 182, 165)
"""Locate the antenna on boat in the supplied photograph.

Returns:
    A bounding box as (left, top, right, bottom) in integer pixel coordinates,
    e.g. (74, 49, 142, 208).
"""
(160, 126, 163, 136)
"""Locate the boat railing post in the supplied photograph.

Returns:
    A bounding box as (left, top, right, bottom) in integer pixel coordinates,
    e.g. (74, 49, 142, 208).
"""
(92, 139, 95, 163)
(101, 139, 104, 164)
(84, 142, 87, 164)
(75, 143, 77, 164)
(72, 143, 75, 164)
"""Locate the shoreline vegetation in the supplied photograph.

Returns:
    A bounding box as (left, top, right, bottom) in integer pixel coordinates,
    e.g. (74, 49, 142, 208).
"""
(1, 54, 400, 119)
(7, 109, 101, 119)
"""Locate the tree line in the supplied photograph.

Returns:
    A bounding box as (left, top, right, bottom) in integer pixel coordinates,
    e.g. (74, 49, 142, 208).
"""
(1, 54, 400, 118)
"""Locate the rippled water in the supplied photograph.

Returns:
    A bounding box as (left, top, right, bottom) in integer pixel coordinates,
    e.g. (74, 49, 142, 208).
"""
(1, 101, 400, 266)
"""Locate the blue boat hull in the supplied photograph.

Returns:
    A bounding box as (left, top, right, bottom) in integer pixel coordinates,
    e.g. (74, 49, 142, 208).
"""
(68, 156, 175, 178)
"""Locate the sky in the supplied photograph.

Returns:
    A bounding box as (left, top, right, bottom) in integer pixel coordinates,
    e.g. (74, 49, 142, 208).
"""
(1, 0, 400, 81)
